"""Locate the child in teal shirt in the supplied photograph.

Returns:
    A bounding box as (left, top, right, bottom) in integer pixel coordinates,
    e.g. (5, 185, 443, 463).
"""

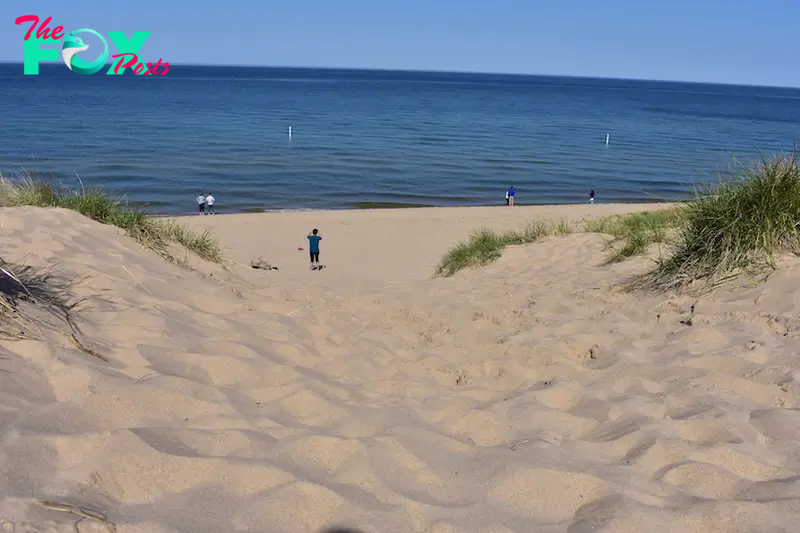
(307, 229, 322, 270)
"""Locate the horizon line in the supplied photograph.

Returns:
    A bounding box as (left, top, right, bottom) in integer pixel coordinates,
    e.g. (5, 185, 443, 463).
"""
(0, 61, 797, 91)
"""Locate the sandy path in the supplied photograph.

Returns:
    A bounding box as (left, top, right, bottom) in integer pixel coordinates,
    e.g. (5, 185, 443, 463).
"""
(0, 204, 798, 533)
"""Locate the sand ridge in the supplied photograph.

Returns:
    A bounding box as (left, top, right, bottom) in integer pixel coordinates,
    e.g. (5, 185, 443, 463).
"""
(0, 204, 799, 533)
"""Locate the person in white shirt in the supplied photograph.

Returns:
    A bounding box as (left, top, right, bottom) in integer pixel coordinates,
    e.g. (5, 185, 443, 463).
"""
(196, 193, 206, 215)
(205, 192, 216, 214)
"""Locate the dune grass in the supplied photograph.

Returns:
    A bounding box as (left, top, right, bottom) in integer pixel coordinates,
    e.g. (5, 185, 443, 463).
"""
(635, 152, 800, 292)
(435, 219, 572, 277)
(0, 174, 222, 264)
(0, 257, 76, 335)
(0, 255, 109, 360)
(584, 206, 686, 264)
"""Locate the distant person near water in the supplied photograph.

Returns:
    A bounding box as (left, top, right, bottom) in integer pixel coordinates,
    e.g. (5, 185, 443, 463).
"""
(307, 229, 322, 270)
(206, 192, 216, 214)
(196, 193, 206, 214)
(589, 189, 595, 204)
(506, 186, 515, 206)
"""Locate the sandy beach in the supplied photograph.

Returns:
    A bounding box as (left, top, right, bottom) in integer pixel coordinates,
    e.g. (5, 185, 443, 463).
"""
(177, 204, 675, 285)
(1, 202, 799, 533)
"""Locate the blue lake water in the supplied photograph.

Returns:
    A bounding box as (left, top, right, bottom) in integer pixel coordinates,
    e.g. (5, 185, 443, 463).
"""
(1, 64, 799, 214)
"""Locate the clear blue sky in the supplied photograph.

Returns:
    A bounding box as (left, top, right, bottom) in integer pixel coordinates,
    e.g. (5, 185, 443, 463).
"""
(4, 0, 798, 87)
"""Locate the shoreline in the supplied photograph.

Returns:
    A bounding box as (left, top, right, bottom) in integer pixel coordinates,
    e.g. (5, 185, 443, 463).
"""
(156, 199, 682, 219)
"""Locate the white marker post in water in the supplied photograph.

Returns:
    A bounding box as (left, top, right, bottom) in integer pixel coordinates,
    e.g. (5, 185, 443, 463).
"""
(289, 125, 292, 140)
(605, 133, 610, 145)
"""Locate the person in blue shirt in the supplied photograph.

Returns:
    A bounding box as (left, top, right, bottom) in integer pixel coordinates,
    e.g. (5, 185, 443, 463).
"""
(506, 186, 516, 206)
(307, 228, 322, 270)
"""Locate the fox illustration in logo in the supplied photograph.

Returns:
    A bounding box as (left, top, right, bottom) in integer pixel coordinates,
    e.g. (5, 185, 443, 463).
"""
(61, 33, 88, 70)
(61, 29, 108, 75)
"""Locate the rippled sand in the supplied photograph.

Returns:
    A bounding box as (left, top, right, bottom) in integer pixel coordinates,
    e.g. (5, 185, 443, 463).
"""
(1, 204, 798, 533)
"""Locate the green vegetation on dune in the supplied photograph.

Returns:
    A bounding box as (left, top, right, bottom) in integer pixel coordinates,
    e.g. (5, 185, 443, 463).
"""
(435, 219, 572, 277)
(0, 174, 222, 264)
(436, 151, 800, 292)
(434, 208, 681, 278)
(585, 206, 686, 264)
(637, 152, 800, 292)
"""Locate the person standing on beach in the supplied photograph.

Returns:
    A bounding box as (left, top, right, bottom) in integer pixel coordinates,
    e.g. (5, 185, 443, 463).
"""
(506, 186, 516, 206)
(589, 189, 595, 204)
(205, 192, 216, 214)
(196, 193, 206, 215)
(307, 229, 322, 270)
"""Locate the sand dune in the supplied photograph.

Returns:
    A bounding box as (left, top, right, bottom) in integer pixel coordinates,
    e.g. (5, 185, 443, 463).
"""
(1, 204, 799, 533)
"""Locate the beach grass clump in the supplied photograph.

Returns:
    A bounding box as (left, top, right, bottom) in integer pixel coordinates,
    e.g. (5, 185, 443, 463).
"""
(0, 174, 223, 264)
(158, 221, 222, 262)
(0, 256, 77, 337)
(435, 219, 571, 277)
(0, 256, 107, 360)
(584, 206, 686, 263)
(635, 152, 800, 292)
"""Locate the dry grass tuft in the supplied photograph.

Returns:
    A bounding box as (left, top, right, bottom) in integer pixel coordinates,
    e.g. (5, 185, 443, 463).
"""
(37, 499, 116, 533)
(0, 257, 104, 361)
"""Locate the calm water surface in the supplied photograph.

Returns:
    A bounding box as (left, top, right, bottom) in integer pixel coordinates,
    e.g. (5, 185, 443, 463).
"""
(1, 64, 799, 214)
